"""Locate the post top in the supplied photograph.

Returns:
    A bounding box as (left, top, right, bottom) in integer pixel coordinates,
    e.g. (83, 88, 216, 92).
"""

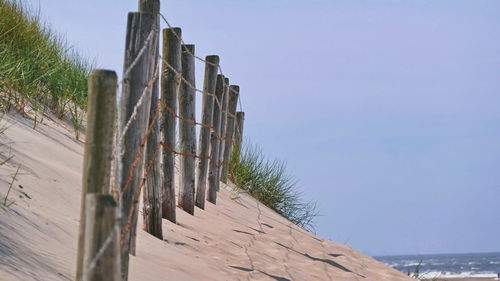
(139, 0, 160, 14)
(182, 44, 195, 53)
(206, 55, 220, 65)
(229, 85, 240, 94)
(90, 69, 118, 81)
(164, 27, 182, 34)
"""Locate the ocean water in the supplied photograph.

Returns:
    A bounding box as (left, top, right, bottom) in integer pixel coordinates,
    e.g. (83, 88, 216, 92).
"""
(375, 252, 500, 279)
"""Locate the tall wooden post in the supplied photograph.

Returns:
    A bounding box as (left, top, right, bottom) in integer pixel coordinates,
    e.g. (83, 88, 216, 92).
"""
(76, 70, 117, 281)
(218, 77, 229, 181)
(82, 194, 120, 281)
(117, 1, 159, 278)
(207, 75, 225, 204)
(178, 44, 196, 215)
(160, 28, 182, 223)
(220, 85, 240, 183)
(143, 49, 162, 239)
(129, 0, 161, 256)
(195, 55, 219, 209)
(234, 111, 245, 154)
(142, 0, 162, 240)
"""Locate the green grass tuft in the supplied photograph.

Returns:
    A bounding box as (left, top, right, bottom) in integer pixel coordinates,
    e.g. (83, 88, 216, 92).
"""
(229, 141, 318, 231)
(0, 0, 92, 137)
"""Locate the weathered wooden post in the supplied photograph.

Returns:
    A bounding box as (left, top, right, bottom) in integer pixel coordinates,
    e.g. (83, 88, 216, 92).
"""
(129, 0, 161, 255)
(178, 44, 197, 215)
(82, 194, 120, 281)
(195, 55, 219, 209)
(234, 111, 245, 154)
(218, 77, 229, 181)
(76, 70, 117, 281)
(116, 0, 159, 278)
(220, 85, 240, 183)
(207, 75, 225, 204)
(143, 57, 162, 240)
(160, 27, 182, 223)
(142, 0, 162, 240)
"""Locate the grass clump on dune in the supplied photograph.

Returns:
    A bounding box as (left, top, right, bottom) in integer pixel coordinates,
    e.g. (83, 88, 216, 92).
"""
(0, 0, 92, 138)
(229, 142, 318, 231)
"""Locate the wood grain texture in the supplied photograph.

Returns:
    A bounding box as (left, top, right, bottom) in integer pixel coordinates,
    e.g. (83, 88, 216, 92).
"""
(160, 27, 182, 223)
(220, 85, 240, 183)
(178, 44, 197, 215)
(218, 77, 230, 184)
(82, 194, 120, 281)
(143, 32, 162, 239)
(195, 55, 219, 209)
(207, 75, 225, 204)
(234, 111, 245, 155)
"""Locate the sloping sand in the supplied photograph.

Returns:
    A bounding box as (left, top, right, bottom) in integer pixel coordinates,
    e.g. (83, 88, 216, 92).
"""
(0, 113, 413, 281)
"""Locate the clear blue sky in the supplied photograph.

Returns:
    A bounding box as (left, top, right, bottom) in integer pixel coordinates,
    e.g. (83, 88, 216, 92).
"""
(26, 0, 500, 256)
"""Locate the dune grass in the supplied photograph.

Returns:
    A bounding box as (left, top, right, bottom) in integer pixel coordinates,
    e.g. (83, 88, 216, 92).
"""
(0, 0, 92, 138)
(229, 142, 318, 231)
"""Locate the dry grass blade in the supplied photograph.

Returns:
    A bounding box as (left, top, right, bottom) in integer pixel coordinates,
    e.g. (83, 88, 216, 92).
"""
(3, 165, 20, 206)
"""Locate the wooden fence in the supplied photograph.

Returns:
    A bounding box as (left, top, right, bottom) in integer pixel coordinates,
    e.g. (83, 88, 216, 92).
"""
(75, 0, 245, 280)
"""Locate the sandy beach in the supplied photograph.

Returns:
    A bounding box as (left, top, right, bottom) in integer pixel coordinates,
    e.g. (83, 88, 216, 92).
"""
(0, 113, 414, 280)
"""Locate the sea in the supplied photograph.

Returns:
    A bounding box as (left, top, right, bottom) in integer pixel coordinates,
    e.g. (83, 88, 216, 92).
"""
(375, 252, 500, 279)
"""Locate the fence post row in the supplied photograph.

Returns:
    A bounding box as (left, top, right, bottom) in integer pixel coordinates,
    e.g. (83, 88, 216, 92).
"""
(76, 70, 118, 281)
(207, 75, 226, 204)
(117, 2, 159, 279)
(75, 1, 247, 280)
(195, 55, 220, 209)
(218, 77, 230, 184)
(221, 85, 240, 183)
(178, 44, 197, 215)
(160, 27, 182, 223)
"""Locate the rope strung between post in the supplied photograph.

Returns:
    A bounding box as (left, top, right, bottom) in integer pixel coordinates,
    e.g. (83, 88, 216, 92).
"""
(123, 28, 156, 80)
(120, 96, 233, 198)
(160, 55, 236, 119)
(159, 55, 242, 140)
(111, 21, 160, 217)
(119, 67, 159, 149)
(117, 95, 234, 243)
(159, 12, 243, 112)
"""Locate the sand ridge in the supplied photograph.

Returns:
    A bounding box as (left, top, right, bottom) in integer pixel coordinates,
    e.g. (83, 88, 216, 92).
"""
(0, 113, 413, 281)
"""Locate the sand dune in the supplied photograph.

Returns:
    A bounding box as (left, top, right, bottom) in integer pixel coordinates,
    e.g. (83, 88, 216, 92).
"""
(0, 113, 413, 281)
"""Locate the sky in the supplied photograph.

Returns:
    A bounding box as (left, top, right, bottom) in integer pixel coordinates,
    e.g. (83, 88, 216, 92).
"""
(25, 0, 500, 256)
